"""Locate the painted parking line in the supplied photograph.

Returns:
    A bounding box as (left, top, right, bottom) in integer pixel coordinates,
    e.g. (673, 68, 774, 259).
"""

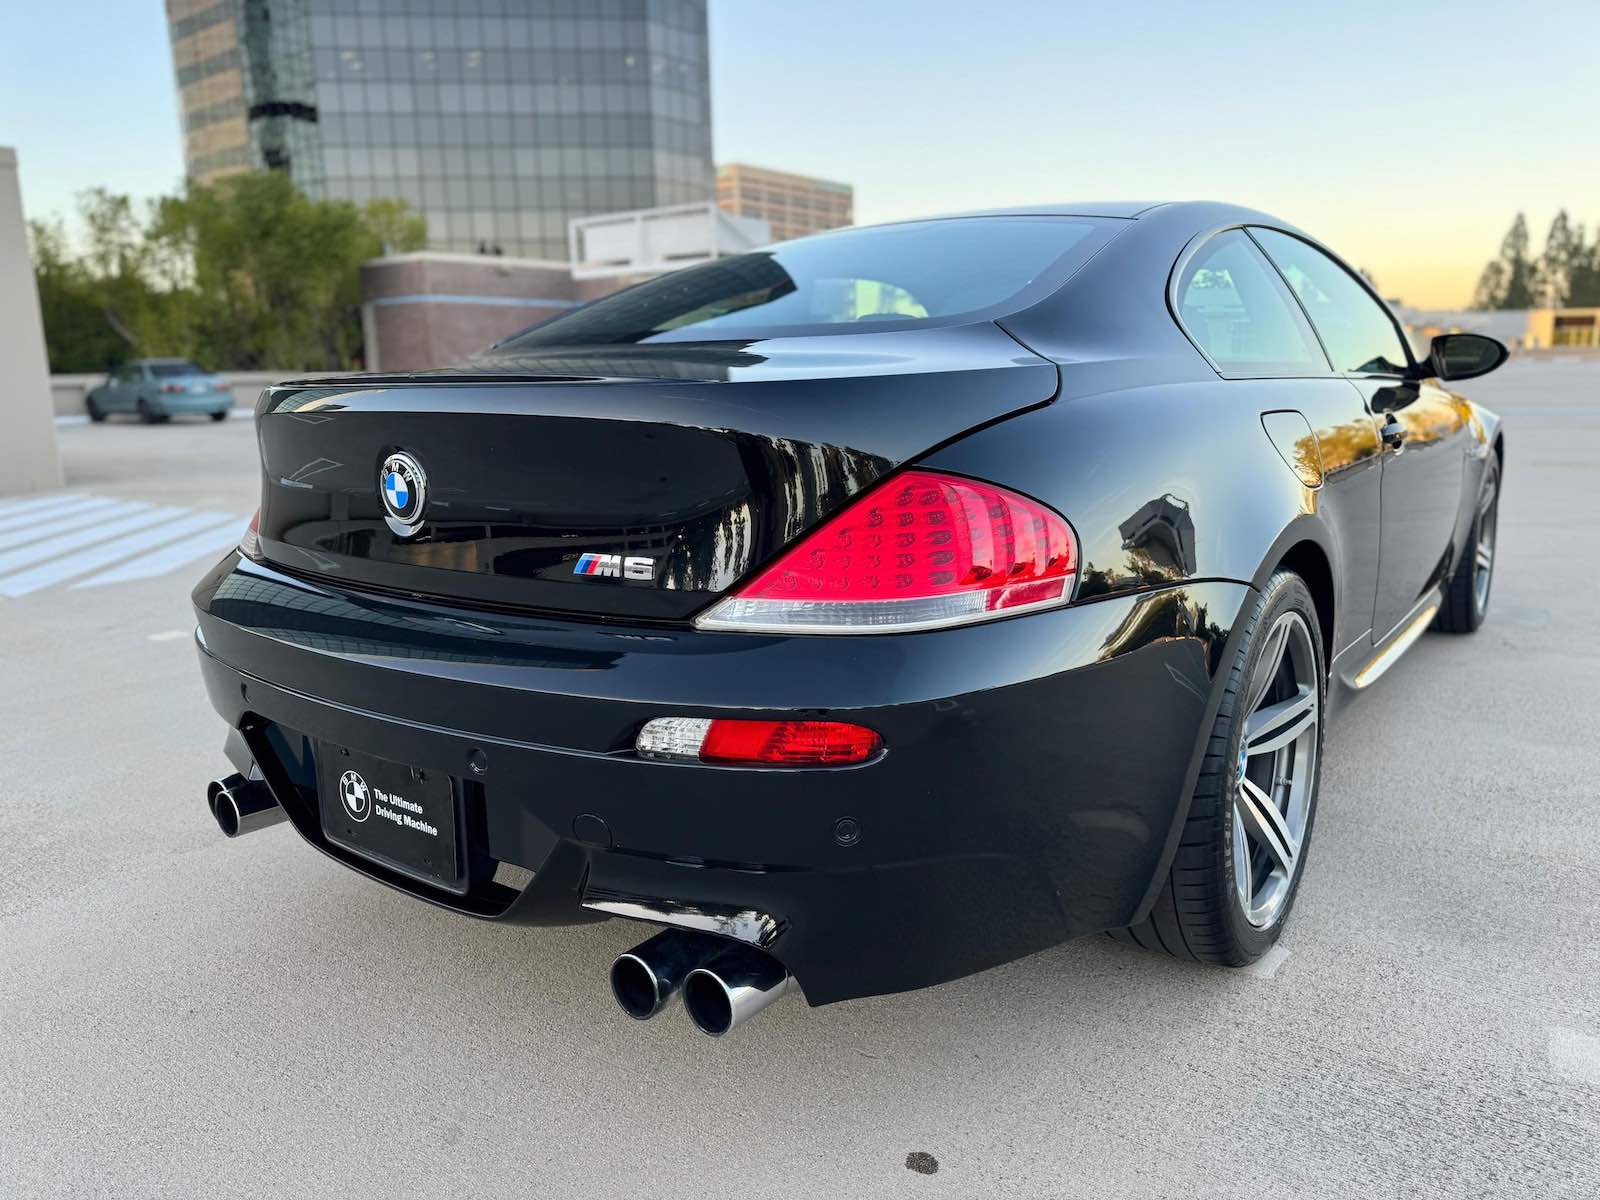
(0, 491, 84, 518)
(1241, 944, 1291, 980)
(76, 518, 247, 588)
(0, 495, 106, 533)
(0, 499, 148, 551)
(1548, 1027, 1600, 1088)
(0, 506, 187, 577)
(146, 629, 193, 643)
(0, 493, 250, 597)
(0, 511, 237, 598)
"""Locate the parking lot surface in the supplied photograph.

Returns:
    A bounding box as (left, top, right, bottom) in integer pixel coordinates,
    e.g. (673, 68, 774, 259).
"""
(2, 361, 1598, 1198)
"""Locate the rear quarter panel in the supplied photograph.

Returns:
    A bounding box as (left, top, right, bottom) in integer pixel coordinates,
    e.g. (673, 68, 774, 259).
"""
(917, 373, 1379, 662)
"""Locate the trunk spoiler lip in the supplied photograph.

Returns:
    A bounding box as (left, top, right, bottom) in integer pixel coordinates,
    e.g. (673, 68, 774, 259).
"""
(264, 321, 1058, 396)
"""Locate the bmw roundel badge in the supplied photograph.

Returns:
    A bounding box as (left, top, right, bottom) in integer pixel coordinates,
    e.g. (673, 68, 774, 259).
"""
(379, 450, 428, 537)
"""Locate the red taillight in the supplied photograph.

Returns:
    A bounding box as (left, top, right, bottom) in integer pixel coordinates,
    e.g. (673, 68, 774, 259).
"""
(239, 509, 262, 560)
(161, 383, 185, 394)
(696, 470, 1078, 634)
(636, 717, 882, 766)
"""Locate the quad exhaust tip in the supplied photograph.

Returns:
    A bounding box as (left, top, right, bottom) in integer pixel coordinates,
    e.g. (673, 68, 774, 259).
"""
(206, 773, 285, 838)
(682, 949, 795, 1037)
(610, 930, 794, 1035)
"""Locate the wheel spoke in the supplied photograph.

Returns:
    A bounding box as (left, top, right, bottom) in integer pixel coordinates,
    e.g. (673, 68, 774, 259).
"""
(1476, 542, 1493, 571)
(1245, 617, 1292, 714)
(1244, 685, 1317, 758)
(1236, 777, 1298, 876)
(1237, 779, 1299, 875)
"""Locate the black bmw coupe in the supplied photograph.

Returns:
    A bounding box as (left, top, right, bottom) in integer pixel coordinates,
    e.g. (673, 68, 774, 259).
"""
(192, 202, 1505, 1036)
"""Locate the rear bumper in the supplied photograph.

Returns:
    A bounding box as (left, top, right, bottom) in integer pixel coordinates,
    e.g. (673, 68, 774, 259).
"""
(151, 393, 232, 414)
(193, 555, 1252, 1004)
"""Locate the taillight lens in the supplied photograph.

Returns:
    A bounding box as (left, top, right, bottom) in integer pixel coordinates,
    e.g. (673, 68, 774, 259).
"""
(637, 717, 882, 766)
(696, 470, 1078, 634)
(239, 509, 262, 560)
(161, 383, 185, 394)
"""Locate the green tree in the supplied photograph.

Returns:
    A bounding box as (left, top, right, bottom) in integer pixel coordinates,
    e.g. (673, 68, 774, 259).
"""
(364, 197, 427, 255)
(150, 172, 425, 370)
(1472, 213, 1539, 309)
(1561, 220, 1600, 307)
(32, 175, 426, 372)
(28, 218, 124, 373)
(1539, 210, 1585, 307)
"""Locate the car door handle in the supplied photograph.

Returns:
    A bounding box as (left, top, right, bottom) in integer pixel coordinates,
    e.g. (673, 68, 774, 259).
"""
(1379, 416, 1406, 451)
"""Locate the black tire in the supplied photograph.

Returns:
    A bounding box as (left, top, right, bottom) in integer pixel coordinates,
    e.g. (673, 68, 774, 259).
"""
(86, 396, 106, 423)
(209, 410, 229, 422)
(1433, 457, 1499, 634)
(1115, 570, 1326, 965)
(136, 398, 164, 424)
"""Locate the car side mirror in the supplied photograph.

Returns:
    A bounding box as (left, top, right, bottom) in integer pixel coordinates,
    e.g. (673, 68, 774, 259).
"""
(1426, 333, 1508, 382)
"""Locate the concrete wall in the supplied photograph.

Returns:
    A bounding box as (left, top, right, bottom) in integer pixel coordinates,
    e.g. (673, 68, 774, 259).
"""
(0, 146, 62, 494)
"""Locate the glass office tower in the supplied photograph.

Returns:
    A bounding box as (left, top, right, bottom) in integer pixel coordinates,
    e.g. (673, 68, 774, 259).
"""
(167, 0, 713, 259)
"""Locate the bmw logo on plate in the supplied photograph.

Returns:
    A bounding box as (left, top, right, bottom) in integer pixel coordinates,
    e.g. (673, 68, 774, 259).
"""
(379, 450, 428, 537)
(338, 770, 371, 822)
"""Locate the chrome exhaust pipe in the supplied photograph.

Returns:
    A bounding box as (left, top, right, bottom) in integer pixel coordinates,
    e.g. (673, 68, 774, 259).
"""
(610, 928, 721, 1021)
(207, 774, 284, 838)
(683, 945, 795, 1037)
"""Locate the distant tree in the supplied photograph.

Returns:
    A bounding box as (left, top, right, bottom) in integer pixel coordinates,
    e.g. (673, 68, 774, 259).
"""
(1472, 213, 1539, 309)
(32, 176, 427, 372)
(28, 218, 127, 373)
(150, 172, 427, 370)
(1567, 238, 1600, 307)
(364, 197, 427, 256)
(1550, 217, 1600, 308)
(1538, 210, 1586, 307)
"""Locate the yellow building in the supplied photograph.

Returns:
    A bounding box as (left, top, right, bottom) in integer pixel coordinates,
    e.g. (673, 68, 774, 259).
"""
(716, 163, 853, 243)
(1526, 308, 1600, 349)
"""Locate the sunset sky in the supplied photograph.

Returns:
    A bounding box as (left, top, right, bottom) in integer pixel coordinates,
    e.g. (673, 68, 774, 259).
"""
(5, 0, 1595, 309)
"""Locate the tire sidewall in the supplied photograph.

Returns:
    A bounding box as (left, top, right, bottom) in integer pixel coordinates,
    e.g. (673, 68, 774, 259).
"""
(1220, 573, 1326, 956)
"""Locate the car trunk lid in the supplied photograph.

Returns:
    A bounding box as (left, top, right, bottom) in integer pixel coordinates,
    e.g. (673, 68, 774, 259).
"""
(253, 323, 1057, 622)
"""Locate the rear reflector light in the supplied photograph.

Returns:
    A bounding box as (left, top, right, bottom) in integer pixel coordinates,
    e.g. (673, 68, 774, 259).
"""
(239, 510, 262, 560)
(637, 718, 882, 766)
(696, 470, 1078, 634)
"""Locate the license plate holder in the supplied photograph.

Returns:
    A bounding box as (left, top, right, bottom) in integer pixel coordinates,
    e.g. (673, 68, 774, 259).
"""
(316, 744, 465, 893)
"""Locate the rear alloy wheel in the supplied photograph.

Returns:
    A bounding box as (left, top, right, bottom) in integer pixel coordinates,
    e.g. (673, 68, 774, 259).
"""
(86, 396, 106, 423)
(1434, 457, 1499, 633)
(136, 398, 161, 424)
(1116, 570, 1324, 964)
(209, 410, 229, 422)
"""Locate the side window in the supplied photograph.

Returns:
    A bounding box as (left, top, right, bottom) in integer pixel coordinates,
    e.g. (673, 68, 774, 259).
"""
(1250, 228, 1411, 376)
(1175, 231, 1328, 377)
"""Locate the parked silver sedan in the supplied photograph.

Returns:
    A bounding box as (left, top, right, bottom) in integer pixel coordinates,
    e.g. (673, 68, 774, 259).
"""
(85, 359, 233, 423)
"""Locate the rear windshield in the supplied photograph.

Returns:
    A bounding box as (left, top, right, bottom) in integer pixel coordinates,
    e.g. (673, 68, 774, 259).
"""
(497, 216, 1119, 349)
(149, 361, 207, 378)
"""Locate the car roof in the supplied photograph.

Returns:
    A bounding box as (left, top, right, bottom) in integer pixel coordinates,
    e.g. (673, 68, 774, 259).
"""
(850, 201, 1307, 243)
(936, 201, 1170, 219)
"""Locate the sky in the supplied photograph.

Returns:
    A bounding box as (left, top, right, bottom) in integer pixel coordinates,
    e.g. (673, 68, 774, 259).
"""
(3, 0, 1595, 308)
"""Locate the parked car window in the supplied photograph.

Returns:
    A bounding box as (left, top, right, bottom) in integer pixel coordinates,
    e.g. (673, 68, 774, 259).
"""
(149, 361, 207, 378)
(497, 216, 1120, 347)
(116, 364, 142, 383)
(1175, 230, 1328, 376)
(1250, 228, 1411, 376)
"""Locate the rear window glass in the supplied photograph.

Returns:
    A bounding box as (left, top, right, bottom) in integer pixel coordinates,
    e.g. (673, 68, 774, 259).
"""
(497, 217, 1118, 348)
(149, 361, 206, 378)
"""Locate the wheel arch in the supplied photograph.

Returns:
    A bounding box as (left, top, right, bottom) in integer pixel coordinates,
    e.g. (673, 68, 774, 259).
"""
(1250, 520, 1338, 675)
